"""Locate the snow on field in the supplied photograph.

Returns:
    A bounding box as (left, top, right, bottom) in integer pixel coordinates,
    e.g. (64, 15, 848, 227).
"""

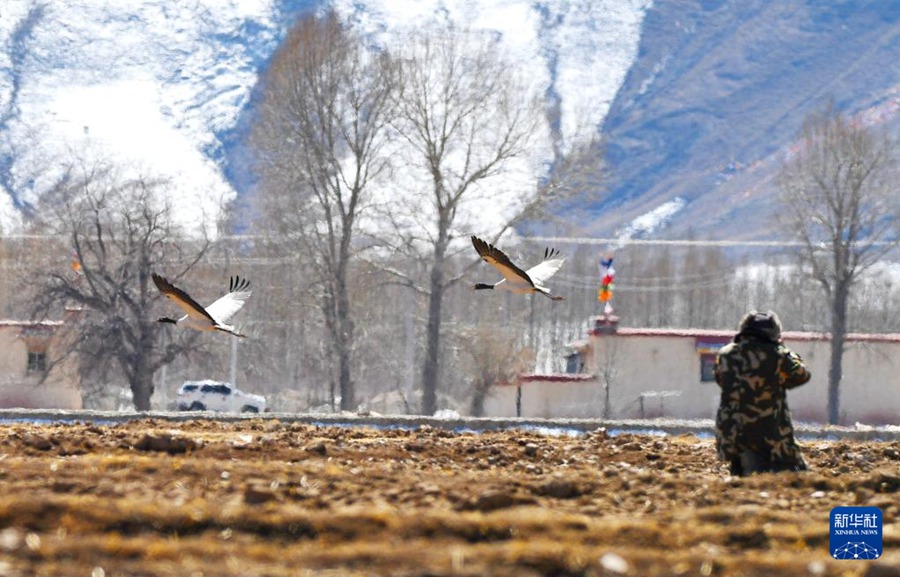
(1, 408, 897, 441)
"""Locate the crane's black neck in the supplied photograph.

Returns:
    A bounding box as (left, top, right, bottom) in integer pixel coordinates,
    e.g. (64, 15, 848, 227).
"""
(473, 283, 494, 290)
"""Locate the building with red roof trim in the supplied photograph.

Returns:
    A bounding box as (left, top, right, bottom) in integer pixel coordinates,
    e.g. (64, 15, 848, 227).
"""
(484, 315, 900, 425)
(0, 309, 83, 410)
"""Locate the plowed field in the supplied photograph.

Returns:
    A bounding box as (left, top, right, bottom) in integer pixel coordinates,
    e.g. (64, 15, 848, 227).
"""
(0, 418, 897, 576)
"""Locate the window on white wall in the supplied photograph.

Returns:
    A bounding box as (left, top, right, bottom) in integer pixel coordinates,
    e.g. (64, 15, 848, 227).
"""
(27, 351, 47, 373)
(700, 353, 716, 382)
(695, 338, 729, 383)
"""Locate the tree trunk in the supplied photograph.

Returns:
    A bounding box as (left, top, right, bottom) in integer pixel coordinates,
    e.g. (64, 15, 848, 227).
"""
(470, 381, 487, 417)
(131, 371, 154, 412)
(827, 287, 849, 425)
(603, 382, 611, 419)
(336, 288, 355, 412)
(421, 271, 444, 415)
(421, 226, 449, 415)
(126, 327, 156, 411)
(322, 261, 356, 412)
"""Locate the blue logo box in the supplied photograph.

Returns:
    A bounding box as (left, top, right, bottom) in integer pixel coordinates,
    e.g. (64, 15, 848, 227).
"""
(830, 506, 882, 560)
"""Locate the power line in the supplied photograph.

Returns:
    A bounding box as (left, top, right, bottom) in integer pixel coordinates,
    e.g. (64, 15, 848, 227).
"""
(552, 274, 735, 292)
(523, 236, 806, 247)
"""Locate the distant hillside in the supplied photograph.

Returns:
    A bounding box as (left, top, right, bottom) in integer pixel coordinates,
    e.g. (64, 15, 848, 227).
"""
(0, 0, 648, 235)
(0, 0, 314, 231)
(575, 0, 900, 242)
(1, 0, 897, 245)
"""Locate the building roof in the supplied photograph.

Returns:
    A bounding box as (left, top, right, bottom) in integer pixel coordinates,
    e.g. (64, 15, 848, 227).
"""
(495, 373, 597, 386)
(0, 320, 63, 328)
(605, 327, 900, 344)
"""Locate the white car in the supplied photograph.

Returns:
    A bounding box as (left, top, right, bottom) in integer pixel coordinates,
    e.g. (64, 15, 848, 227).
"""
(176, 380, 267, 413)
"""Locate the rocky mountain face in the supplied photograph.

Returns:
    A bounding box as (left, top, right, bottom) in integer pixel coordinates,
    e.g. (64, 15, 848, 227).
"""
(585, 0, 900, 241)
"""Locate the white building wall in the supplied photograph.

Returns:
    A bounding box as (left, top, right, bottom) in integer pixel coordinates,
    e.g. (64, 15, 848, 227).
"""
(521, 378, 604, 419)
(591, 330, 900, 424)
(0, 322, 82, 410)
(593, 333, 719, 420)
(785, 338, 900, 424)
(483, 385, 519, 418)
(483, 378, 605, 419)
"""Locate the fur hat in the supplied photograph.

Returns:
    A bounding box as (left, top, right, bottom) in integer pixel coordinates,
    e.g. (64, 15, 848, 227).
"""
(737, 310, 782, 342)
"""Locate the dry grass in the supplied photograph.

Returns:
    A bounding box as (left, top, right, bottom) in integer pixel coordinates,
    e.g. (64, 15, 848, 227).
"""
(0, 419, 896, 576)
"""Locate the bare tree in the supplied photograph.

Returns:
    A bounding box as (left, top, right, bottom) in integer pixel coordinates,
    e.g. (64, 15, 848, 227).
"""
(30, 159, 213, 410)
(380, 27, 549, 415)
(777, 102, 900, 424)
(250, 12, 395, 411)
(457, 321, 534, 417)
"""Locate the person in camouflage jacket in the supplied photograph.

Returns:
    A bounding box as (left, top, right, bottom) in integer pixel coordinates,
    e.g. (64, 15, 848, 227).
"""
(714, 310, 811, 476)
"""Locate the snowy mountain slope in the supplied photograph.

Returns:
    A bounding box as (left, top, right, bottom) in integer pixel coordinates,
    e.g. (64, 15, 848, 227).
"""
(332, 0, 650, 155)
(0, 0, 650, 235)
(5, 0, 894, 244)
(0, 0, 313, 232)
(582, 0, 900, 242)
(322, 0, 653, 244)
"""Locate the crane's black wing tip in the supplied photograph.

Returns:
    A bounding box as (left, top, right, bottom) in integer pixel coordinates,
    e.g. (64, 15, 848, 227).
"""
(229, 276, 251, 293)
(151, 272, 173, 292)
(543, 247, 561, 260)
(471, 235, 503, 260)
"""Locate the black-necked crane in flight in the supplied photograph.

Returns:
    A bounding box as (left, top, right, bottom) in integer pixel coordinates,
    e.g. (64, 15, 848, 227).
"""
(152, 273, 252, 338)
(470, 235, 566, 301)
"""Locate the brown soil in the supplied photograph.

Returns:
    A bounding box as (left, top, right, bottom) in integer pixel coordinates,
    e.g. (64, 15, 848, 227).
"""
(0, 418, 897, 577)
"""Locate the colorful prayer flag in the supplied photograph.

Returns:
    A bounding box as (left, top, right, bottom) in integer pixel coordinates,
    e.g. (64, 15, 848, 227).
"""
(598, 255, 615, 312)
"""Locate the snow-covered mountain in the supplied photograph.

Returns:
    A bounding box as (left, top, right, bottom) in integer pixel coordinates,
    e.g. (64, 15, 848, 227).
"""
(1, 0, 897, 242)
(0, 0, 311, 232)
(0, 0, 649, 234)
